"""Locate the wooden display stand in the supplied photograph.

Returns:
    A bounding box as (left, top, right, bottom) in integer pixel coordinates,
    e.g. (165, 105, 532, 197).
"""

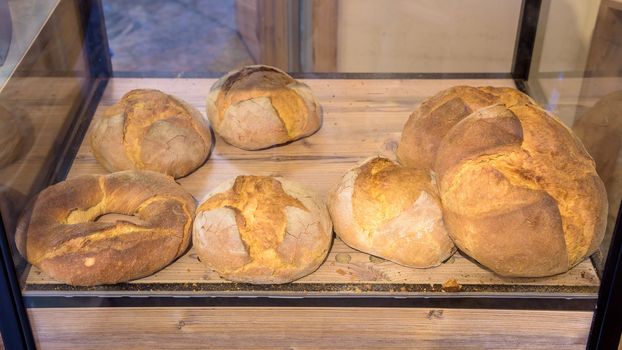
(23, 77, 598, 349)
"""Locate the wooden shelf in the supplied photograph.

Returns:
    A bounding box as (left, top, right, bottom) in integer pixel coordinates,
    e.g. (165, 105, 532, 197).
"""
(23, 77, 600, 297)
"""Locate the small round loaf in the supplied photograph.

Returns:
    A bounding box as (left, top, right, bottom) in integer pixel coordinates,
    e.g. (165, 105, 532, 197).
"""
(206, 65, 322, 150)
(90, 89, 213, 178)
(328, 157, 455, 268)
(193, 175, 332, 284)
(436, 104, 608, 277)
(15, 170, 196, 286)
(396, 86, 534, 169)
(0, 105, 24, 168)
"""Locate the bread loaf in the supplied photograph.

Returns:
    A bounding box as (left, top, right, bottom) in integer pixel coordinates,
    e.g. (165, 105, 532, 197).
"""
(396, 86, 534, 169)
(206, 65, 322, 150)
(436, 104, 607, 277)
(328, 157, 455, 267)
(16, 170, 195, 286)
(193, 175, 332, 284)
(90, 89, 213, 178)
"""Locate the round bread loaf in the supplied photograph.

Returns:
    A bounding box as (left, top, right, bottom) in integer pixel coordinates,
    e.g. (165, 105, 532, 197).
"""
(193, 175, 332, 284)
(328, 157, 455, 268)
(206, 65, 322, 150)
(90, 89, 213, 178)
(436, 104, 608, 277)
(0, 105, 24, 168)
(15, 170, 195, 286)
(396, 86, 534, 169)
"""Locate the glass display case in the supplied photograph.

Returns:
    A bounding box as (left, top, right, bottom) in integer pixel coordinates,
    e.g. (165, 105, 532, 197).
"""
(0, 0, 620, 348)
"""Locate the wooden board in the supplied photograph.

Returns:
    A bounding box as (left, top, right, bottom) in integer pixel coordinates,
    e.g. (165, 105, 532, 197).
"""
(27, 307, 594, 349)
(23, 77, 600, 296)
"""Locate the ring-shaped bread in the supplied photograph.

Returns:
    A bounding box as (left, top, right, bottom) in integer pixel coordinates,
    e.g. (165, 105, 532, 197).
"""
(16, 170, 195, 286)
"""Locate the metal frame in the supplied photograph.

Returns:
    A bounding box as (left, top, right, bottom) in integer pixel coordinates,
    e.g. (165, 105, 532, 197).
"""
(0, 216, 35, 350)
(0, 0, 620, 349)
(0, 0, 111, 348)
(511, 0, 542, 92)
(588, 201, 622, 349)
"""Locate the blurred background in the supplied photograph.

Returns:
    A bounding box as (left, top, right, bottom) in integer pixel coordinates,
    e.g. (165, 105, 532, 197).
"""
(101, 0, 596, 77)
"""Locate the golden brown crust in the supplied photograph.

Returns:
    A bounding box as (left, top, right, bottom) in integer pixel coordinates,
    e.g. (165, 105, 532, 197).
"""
(90, 89, 213, 178)
(15, 171, 196, 286)
(206, 65, 322, 150)
(396, 86, 534, 169)
(328, 157, 455, 268)
(193, 176, 332, 284)
(437, 104, 608, 276)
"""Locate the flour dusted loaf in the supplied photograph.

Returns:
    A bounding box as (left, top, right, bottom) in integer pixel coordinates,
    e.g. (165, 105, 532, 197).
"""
(90, 89, 213, 178)
(193, 175, 332, 284)
(16, 170, 195, 286)
(436, 104, 607, 277)
(397, 86, 534, 169)
(206, 65, 322, 150)
(328, 157, 455, 268)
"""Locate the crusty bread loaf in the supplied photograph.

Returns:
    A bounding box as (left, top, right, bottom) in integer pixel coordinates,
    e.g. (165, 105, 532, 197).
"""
(15, 170, 195, 286)
(0, 104, 24, 168)
(90, 89, 213, 178)
(193, 175, 332, 284)
(396, 86, 534, 169)
(206, 65, 322, 150)
(436, 104, 607, 277)
(328, 157, 455, 268)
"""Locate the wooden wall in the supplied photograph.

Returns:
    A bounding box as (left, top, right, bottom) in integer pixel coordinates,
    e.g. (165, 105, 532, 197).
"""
(27, 307, 594, 349)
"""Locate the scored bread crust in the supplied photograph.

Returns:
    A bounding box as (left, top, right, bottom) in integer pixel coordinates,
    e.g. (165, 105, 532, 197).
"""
(436, 104, 608, 277)
(90, 89, 213, 178)
(396, 86, 534, 169)
(15, 170, 196, 286)
(193, 175, 332, 284)
(206, 65, 322, 150)
(328, 157, 455, 268)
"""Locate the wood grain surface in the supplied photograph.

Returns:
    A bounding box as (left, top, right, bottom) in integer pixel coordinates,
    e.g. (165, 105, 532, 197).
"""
(27, 307, 594, 350)
(23, 77, 600, 296)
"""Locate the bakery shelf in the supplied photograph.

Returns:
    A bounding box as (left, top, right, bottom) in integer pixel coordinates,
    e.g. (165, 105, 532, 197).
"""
(21, 77, 600, 300)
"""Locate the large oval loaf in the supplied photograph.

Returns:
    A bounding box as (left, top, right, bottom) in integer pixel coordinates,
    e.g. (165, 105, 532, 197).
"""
(396, 86, 534, 169)
(193, 175, 332, 284)
(206, 65, 322, 150)
(329, 157, 455, 268)
(16, 170, 195, 286)
(437, 104, 607, 277)
(90, 89, 213, 178)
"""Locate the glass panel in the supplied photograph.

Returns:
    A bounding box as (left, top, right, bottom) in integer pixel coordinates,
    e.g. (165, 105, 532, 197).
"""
(102, 0, 524, 75)
(0, 0, 60, 89)
(0, 0, 91, 285)
(527, 0, 622, 272)
(1, 1, 620, 346)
